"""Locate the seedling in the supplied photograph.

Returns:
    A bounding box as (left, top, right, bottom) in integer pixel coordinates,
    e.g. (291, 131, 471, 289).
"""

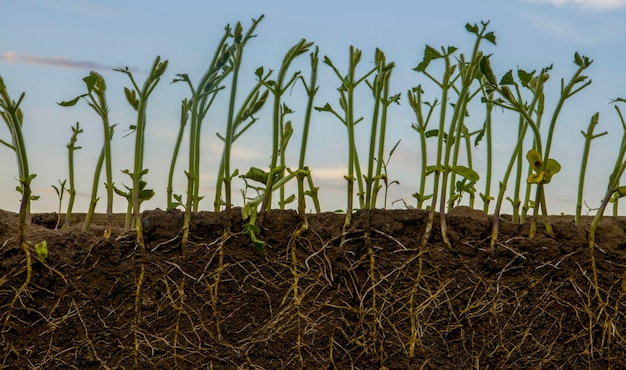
(294, 46, 321, 235)
(414, 21, 490, 248)
(408, 86, 436, 209)
(51, 179, 67, 230)
(215, 16, 267, 213)
(173, 23, 236, 252)
(576, 112, 606, 223)
(116, 56, 168, 250)
(64, 122, 82, 228)
(259, 38, 313, 216)
(167, 100, 189, 210)
(60, 71, 115, 238)
(316, 46, 377, 230)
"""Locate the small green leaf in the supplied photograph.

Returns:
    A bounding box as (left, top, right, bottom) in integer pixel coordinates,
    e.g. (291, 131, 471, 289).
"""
(465, 23, 479, 35)
(414, 45, 442, 72)
(450, 165, 479, 182)
(499, 70, 515, 85)
(484, 31, 496, 45)
(518, 69, 535, 87)
(58, 96, 83, 107)
(479, 56, 497, 86)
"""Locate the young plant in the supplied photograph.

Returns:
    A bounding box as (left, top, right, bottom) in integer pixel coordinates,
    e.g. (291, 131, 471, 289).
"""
(51, 179, 67, 230)
(215, 16, 267, 213)
(167, 99, 189, 210)
(589, 100, 626, 248)
(408, 86, 437, 209)
(0, 76, 36, 331)
(485, 53, 593, 244)
(365, 49, 400, 209)
(316, 46, 377, 230)
(60, 72, 115, 238)
(259, 38, 313, 216)
(174, 20, 237, 252)
(116, 56, 168, 250)
(414, 22, 489, 248)
(294, 46, 321, 235)
(64, 122, 82, 228)
(576, 112, 605, 223)
(81, 125, 115, 233)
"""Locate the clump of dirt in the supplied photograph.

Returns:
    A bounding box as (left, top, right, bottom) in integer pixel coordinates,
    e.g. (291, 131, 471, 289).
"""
(1, 207, 625, 369)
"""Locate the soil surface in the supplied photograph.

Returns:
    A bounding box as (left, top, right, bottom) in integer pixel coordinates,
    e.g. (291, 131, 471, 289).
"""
(1, 207, 625, 369)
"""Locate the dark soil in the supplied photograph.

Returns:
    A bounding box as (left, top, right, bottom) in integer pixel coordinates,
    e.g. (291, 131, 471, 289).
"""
(1, 207, 625, 369)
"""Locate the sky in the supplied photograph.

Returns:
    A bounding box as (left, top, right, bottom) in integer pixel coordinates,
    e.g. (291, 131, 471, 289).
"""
(1, 0, 626, 216)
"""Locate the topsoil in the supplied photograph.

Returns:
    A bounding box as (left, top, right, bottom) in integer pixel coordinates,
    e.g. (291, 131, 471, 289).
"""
(0, 207, 625, 369)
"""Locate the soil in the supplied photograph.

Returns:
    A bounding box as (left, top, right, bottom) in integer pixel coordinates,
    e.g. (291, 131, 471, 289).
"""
(1, 207, 625, 369)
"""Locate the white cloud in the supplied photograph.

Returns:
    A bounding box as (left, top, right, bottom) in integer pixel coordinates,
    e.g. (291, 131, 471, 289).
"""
(0, 51, 115, 71)
(526, 0, 626, 11)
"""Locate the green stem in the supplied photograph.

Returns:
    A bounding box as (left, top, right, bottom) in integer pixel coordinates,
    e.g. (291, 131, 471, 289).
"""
(576, 112, 604, 223)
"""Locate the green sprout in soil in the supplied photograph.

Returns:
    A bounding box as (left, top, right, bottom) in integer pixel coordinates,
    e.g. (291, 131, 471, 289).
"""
(316, 46, 378, 230)
(259, 38, 313, 216)
(485, 52, 593, 246)
(414, 21, 490, 248)
(51, 179, 67, 230)
(64, 122, 82, 228)
(166, 99, 188, 211)
(215, 16, 267, 214)
(60, 71, 115, 238)
(295, 46, 322, 235)
(408, 85, 436, 209)
(174, 23, 235, 253)
(115, 56, 168, 250)
(576, 112, 606, 223)
(0, 75, 36, 334)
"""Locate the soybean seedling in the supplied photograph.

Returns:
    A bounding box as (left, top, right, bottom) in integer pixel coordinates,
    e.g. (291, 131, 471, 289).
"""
(414, 21, 489, 248)
(259, 38, 313, 217)
(166, 99, 189, 210)
(60, 72, 115, 238)
(0, 76, 36, 334)
(215, 16, 268, 213)
(294, 46, 321, 235)
(214, 67, 270, 211)
(64, 122, 82, 228)
(365, 49, 400, 210)
(485, 53, 593, 244)
(576, 112, 605, 223)
(51, 179, 67, 230)
(589, 100, 626, 248)
(173, 19, 241, 253)
(316, 46, 377, 230)
(116, 56, 168, 250)
(408, 86, 437, 209)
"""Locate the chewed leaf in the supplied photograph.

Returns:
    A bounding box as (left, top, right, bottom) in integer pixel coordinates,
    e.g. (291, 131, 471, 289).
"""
(526, 149, 542, 172)
(414, 45, 442, 72)
(451, 165, 479, 182)
(58, 95, 83, 107)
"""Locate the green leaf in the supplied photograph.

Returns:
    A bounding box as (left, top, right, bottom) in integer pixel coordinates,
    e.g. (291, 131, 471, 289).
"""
(58, 95, 83, 107)
(465, 23, 479, 35)
(414, 45, 442, 72)
(479, 56, 497, 86)
(450, 165, 479, 182)
(484, 31, 497, 45)
(242, 167, 269, 184)
(499, 70, 514, 85)
(517, 69, 535, 87)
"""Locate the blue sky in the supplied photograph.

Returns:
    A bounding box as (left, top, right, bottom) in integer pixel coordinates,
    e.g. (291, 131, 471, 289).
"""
(1, 0, 626, 215)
